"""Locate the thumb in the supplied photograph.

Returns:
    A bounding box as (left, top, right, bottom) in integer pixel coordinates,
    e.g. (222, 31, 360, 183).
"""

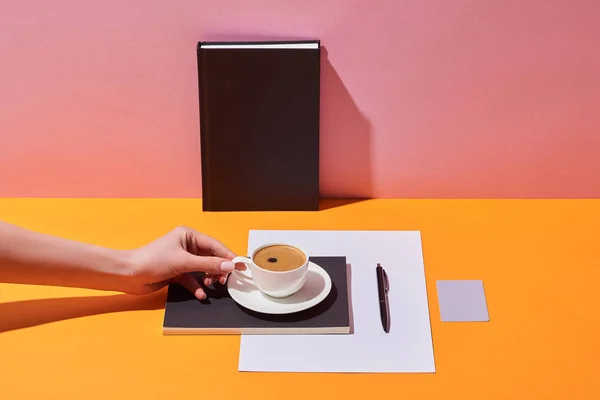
(179, 254, 236, 275)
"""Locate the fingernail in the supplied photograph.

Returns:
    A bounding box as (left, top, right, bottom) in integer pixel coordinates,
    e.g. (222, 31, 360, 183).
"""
(220, 276, 227, 284)
(220, 260, 235, 272)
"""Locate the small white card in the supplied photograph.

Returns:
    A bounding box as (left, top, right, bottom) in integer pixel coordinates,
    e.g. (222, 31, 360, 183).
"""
(238, 230, 436, 373)
(437, 280, 489, 322)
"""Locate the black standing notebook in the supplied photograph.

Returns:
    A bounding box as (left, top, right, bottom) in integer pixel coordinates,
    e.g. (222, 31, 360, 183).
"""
(197, 40, 321, 211)
(162, 256, 350, 335)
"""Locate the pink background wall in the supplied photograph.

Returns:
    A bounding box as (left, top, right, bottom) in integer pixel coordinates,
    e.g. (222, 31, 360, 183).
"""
(1, 0, 599, 198)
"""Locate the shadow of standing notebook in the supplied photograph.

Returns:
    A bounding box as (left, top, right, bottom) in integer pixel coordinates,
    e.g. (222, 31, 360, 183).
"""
(163, 256, 350, 335)
(197, 40, 321, 211)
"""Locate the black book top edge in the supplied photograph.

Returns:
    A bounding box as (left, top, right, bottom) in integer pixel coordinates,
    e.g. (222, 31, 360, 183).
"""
(197, 40, 320, 49)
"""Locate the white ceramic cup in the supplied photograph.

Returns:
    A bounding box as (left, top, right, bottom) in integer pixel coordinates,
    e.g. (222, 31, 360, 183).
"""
(231, 243, 309, 298)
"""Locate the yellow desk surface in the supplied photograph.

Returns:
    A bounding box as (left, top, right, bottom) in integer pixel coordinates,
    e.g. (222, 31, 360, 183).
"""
(0, 199, 599, 399)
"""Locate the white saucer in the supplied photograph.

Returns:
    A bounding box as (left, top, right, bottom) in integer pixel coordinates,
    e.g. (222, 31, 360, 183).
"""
(226, 262, 332, 315)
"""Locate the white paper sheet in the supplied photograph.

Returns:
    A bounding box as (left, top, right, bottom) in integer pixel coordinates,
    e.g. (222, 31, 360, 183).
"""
(238, 230, 435, 373)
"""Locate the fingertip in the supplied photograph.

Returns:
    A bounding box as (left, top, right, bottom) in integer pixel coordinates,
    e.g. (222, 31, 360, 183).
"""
(195, 288, 206, 300)
(220, 260, 235, 273)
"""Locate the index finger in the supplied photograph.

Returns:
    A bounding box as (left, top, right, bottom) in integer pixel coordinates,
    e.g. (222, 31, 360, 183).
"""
(188, 228, 236, 260)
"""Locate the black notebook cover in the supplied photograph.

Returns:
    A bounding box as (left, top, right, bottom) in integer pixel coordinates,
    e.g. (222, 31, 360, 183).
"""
(162, 256, 350, 335)
(197, 40, 321, 211)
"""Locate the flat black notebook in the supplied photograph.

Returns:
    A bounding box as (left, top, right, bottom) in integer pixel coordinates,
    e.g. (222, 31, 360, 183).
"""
(197, 40, 321, 211)
(163, 256, 350, 335)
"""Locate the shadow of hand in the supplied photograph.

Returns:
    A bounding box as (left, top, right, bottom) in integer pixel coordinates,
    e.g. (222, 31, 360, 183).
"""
(0, 291, 165, 333)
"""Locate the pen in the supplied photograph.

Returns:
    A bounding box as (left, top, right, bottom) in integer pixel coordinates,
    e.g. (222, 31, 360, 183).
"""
(376, 263, 391, 333)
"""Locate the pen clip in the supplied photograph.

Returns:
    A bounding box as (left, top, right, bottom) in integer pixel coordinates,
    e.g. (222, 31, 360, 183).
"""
(383, 269, 389, 292)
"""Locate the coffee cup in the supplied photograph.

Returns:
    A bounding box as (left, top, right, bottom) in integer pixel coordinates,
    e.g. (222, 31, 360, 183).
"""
(231, 243, 309, 298)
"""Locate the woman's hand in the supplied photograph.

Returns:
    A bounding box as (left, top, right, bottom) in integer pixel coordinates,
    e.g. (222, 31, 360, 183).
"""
(124, 226, 245, 300)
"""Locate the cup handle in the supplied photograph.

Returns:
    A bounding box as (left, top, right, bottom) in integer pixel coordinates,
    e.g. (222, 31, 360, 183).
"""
(230, 256, 253, 281)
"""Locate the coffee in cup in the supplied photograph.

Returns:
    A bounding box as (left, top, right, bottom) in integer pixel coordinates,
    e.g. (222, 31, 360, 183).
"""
(253, 244, 307, 272)
(231, 243, 309, 298)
